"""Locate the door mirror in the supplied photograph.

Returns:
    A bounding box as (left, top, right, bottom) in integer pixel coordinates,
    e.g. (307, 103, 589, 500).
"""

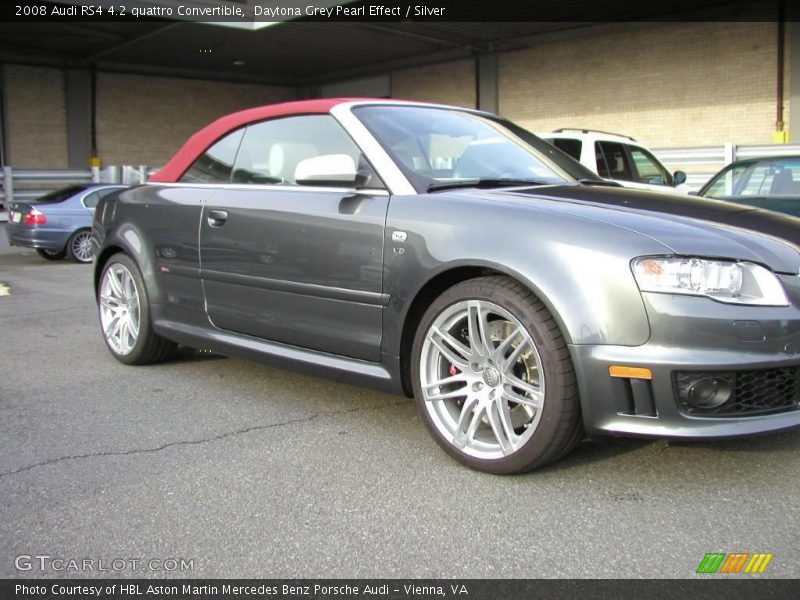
(673, 170, 687, 186)
(294, 154, 364, 187)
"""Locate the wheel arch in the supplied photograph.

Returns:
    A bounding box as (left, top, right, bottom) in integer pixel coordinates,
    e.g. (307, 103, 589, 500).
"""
(396, 262, 574, 397)
(93, 245, 127, 295)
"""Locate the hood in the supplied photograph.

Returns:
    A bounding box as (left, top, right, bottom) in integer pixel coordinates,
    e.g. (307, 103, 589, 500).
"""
(500, 184, 800, 274)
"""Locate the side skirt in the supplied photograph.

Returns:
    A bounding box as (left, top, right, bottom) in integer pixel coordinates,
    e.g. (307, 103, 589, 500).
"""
(152, 314, 405, 396)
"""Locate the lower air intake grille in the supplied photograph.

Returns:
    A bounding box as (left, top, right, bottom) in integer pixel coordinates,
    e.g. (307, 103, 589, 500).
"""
(674, 367, 800, 417)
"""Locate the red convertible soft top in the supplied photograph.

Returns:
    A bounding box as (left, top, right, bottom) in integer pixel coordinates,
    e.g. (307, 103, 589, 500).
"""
(148, 98, 356, 183)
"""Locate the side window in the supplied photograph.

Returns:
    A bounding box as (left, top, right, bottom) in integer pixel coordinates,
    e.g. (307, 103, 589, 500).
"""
(595, 142, 634, 181)
(181, 128, 245, 183)
(231, 115, 383, 188)
(96, 187, 121, 201)
(83, 192, 100, 208)
(629, 147, 669, 186)
(549, 138, 582, 161)
(84, 187, 121, 209)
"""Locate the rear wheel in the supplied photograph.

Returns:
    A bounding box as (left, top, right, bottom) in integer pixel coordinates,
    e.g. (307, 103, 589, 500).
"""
(36, 248, 66, 261)
(98, 253, 176, 365)
(411, 276, 581, 474)
(66, 229, 94, 263)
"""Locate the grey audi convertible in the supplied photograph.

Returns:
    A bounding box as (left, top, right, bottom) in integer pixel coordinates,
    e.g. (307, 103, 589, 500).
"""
(92, 99, 800, 474)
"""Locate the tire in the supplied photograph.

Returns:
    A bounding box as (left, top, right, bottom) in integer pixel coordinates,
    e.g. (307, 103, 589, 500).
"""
(66, 229, 95, 263)
(411, 276, 582, 474)
(97, 253, 177, 365)
(36, 248, 66, 261)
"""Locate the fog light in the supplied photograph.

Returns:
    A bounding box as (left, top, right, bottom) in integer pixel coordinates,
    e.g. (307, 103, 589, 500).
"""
(688, 377, 732, 408)
(676, 372, 734, 411)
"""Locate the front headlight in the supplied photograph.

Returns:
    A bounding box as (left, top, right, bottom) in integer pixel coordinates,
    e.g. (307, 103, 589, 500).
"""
(632, 256, 789, 306)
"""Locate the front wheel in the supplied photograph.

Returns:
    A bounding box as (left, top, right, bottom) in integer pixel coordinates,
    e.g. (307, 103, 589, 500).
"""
(98, 253, 176, 365)
(411, 276, 582, 474)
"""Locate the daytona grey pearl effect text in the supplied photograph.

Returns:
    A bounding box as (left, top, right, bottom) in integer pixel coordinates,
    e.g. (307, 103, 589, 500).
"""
(254, 5, 446, 18)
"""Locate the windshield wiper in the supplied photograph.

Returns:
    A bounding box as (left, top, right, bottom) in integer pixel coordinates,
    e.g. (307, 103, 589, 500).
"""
(426, 178, 552, 192)
(577, 178, 623, 187)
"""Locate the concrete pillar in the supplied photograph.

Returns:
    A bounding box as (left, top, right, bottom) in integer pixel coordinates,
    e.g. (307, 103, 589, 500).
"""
(476, 54, 498, 114)
(0, 64, 8, 166)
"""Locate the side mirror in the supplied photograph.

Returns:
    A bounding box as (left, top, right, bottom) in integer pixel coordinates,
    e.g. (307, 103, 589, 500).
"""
(294, 154, 365, 187)
(688, 191, 699, 196)
(673, 170, 687, 186)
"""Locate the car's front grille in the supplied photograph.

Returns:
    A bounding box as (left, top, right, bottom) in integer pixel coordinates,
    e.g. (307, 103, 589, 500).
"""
(674, 367, 800, 417)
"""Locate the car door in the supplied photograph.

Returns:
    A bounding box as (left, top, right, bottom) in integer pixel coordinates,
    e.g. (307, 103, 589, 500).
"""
(595, 141, 666, 192)
(199, 114, 388, 362)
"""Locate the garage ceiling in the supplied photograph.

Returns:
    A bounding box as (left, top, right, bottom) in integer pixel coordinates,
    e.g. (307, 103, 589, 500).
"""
(0, 0, 775, 87)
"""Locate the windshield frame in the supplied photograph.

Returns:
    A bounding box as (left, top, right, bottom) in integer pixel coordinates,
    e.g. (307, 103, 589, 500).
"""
(351, 104, 595, 194)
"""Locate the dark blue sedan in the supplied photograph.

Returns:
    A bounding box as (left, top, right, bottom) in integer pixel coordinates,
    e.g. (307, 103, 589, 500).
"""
(697, 156, 800, 217)
(6, 184, 125, 263)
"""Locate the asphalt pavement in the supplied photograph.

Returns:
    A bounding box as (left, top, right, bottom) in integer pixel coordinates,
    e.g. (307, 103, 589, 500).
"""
(0, 224, 798, 579)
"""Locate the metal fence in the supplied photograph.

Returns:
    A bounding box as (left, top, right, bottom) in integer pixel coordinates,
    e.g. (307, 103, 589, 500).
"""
(653, 143, 800, 191)
(0, 165, 150, 209)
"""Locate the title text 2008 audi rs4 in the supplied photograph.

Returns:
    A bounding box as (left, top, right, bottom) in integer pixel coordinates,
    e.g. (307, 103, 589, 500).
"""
(93, 99, 800, 473)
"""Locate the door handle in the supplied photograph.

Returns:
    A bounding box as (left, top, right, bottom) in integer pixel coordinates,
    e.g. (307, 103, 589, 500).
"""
(207, 209, 228, 226)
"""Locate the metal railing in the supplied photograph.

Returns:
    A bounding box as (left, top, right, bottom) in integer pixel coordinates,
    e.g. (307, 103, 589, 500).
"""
(653, 142, 800, 191)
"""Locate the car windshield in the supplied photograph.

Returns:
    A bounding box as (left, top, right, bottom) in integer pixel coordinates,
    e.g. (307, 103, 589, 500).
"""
(33, 185, 91, 204)
(701, 158, 800, 200)
(353, 105, 577, 192)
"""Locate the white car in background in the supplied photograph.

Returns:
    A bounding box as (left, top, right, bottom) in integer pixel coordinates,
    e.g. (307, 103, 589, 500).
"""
(540, 128, 690, 194)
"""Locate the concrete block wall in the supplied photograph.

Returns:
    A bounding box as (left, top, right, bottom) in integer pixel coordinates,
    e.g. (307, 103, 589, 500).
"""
(1, 67, 294, 168)
(4, 65, 68, 168)
(498, 21, 786, 147)
(391, 59, 476, 108)
(96, 73, 295, 166)
(1, 21, 793, 170)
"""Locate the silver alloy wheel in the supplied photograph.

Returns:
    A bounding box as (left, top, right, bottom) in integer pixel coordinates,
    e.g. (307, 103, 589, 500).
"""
(99, 263, 141, 355)
(420, 300, 545, 460)
(71, 231, 95, 262)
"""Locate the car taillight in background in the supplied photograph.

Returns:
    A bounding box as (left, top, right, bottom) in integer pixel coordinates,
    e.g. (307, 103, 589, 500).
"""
(22, 209, 46, 225)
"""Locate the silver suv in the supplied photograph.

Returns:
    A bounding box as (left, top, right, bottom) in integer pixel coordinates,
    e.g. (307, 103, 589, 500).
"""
(541, 128, 689, 194)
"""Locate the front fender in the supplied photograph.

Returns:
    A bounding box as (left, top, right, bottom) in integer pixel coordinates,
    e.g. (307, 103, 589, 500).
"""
(383, 193, 670, 355)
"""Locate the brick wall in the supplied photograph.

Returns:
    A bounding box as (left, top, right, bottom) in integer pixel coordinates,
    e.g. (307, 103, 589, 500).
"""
(391, 59, 476, 108)
(97, 73, 295, 166)
(499, 22, 785, 147)
(4, 65, 68, 168)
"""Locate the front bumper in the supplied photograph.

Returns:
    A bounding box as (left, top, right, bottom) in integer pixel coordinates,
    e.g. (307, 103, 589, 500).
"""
(573, 282, 800, 439)
(6, 223, 70, 251)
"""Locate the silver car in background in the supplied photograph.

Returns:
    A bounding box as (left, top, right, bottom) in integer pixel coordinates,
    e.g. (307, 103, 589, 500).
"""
(7, 184, 125, 263)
